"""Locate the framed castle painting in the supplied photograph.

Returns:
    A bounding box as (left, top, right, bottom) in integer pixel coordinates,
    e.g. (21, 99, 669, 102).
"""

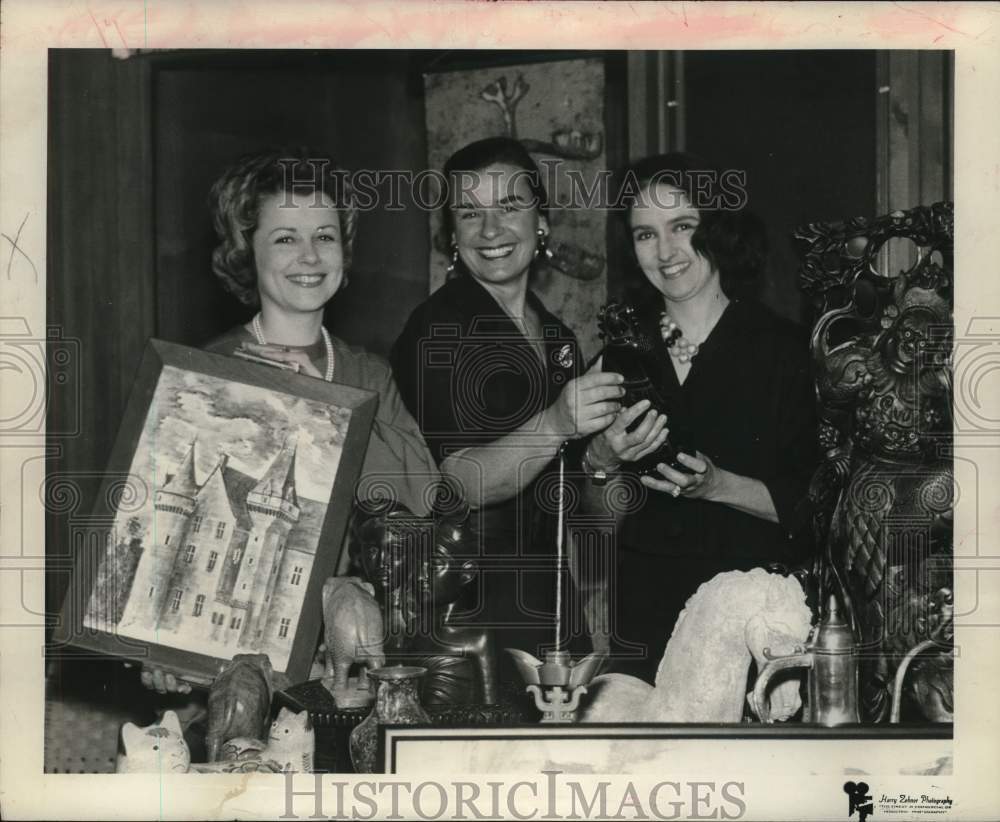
(51, 339, 377, 687)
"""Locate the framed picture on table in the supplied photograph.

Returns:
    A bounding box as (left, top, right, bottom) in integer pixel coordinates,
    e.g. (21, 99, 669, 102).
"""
(51, 338, 377, 688)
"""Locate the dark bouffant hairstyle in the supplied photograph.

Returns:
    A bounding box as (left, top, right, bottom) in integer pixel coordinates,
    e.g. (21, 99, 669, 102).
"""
(209, 148, 358, 307)
(623, 152, 768, 301)
(441, 136, 549, 243)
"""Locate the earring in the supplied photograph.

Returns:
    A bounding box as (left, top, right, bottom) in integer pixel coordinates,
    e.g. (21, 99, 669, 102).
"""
(446, 241, 459, 274)
(534, 228, 551, 261)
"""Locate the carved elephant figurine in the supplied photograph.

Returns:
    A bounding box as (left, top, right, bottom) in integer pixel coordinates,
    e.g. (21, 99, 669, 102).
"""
(322, 576, 386, 698)
(205, 653, 273, 763)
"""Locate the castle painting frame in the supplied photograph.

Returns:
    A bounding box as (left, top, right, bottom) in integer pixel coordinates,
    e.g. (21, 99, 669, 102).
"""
(51, 339, 377, 687)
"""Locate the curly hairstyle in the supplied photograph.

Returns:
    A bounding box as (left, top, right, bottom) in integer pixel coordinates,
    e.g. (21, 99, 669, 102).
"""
(440, 136, 549, 276)
(622, 152, 768, 302)
(209, 147, 358, 307)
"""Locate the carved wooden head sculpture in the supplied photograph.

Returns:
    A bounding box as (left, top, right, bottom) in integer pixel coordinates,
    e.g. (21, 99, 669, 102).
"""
(796, 202, 954, 723)
(797, 202, 953, 463)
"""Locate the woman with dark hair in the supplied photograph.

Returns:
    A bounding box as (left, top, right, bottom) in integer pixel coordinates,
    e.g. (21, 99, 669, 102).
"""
(390, 137, 664, 686)
(580, 152, 818, 683)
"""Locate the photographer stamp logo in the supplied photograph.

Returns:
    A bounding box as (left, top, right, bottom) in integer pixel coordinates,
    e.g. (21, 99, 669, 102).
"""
(844, 781, 955, 818)
(877, 792, 954, 816)
(844, 781, 874, 821)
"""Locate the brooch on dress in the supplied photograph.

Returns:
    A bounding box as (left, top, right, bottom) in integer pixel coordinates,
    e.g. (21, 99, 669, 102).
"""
(554, 343, 574, 369)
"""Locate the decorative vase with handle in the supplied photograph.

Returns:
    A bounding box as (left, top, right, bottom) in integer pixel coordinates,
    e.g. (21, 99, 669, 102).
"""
(349, 666, 430, 773)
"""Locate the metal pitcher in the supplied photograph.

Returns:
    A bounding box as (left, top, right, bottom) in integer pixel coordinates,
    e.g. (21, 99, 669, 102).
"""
(751, 593, 860, 726)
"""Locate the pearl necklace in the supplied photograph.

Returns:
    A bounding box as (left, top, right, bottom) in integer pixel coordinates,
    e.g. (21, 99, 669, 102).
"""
(251, 313, 335, 382)
(659, 314, 700, 363)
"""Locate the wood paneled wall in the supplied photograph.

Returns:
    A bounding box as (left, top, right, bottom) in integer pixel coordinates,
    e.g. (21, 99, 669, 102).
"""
(876, 51, 954, 276)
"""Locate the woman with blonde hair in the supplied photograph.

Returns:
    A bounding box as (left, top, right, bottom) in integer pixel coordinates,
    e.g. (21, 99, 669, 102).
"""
(139, 147, 439, 700)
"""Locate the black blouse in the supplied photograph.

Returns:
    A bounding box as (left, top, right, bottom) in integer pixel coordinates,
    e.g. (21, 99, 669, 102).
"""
(390, 275, 585, 662)
(390, 274, 582, 469)
(619, 298, 818, 566)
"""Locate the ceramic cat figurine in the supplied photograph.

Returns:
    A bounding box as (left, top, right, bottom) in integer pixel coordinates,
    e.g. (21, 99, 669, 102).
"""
(116, 710, 191, 773)
(216, 707, 314, 773)
(117, 708, 312, 774)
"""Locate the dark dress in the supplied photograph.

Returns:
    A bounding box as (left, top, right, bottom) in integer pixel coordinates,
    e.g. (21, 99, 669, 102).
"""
(390, 275, 585, 684)
(611, 298, 818, 683)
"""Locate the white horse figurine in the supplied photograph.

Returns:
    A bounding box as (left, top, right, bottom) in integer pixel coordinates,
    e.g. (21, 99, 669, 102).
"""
(581, 568, 813, 723)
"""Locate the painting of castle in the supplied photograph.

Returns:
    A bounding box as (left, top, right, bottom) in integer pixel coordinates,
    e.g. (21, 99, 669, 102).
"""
(83, 364, 351, 673)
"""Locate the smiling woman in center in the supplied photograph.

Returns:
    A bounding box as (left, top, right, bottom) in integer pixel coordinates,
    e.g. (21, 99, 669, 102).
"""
(391, 137, 664, 688)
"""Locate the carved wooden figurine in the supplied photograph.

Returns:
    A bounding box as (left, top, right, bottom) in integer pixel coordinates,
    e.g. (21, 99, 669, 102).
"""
(348, 501, 426, 652)
(322, 576, 386, 708)
(597, 301, 696, 475)
(205, 653, 273, 762)
(796, 202, 954, 722)
(405, 521, 498, 707)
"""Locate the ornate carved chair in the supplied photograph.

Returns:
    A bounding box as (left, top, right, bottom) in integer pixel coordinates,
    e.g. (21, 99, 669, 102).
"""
(796, 202, 954, 723)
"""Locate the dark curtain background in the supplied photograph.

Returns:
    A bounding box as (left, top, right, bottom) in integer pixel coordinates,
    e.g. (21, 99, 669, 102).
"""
(684, 50, 876, 323)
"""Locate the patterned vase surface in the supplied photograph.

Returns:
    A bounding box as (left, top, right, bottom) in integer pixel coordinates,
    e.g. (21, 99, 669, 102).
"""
(349, 666, 430, 773)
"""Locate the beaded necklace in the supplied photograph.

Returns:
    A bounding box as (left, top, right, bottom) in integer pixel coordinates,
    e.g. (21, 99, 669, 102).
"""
(251, 313, 335, 382)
